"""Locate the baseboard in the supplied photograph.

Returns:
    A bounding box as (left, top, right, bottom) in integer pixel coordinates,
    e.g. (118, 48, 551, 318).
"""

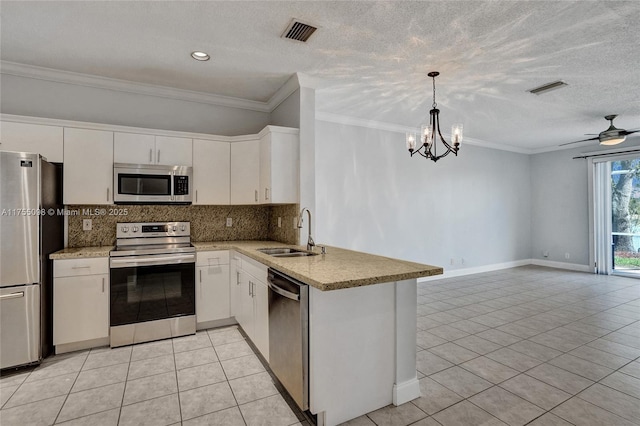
(55, 337, 109, 354)
(419, 259, 531, 281)
(530, 259, 593, 273)
(393, 377, 420, 405)
(419, 259, 592, 281)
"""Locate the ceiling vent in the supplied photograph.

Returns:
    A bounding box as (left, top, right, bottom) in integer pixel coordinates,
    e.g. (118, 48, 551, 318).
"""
(281, 19, 317, 43)
(528, 80, 568, 95)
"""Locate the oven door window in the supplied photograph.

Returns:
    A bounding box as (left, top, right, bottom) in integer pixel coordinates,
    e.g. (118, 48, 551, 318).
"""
(110, 263, 195, 326)
(118, 174, 171, 196)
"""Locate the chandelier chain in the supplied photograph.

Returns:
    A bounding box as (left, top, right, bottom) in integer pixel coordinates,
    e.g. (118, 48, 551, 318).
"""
(432, 76, 437, 109)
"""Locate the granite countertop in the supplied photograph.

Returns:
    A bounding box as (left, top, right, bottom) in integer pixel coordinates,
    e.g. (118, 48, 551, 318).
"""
(194, 241, 443, 291)
(50, 241, 443, 291)
(50, 246, 114, 260)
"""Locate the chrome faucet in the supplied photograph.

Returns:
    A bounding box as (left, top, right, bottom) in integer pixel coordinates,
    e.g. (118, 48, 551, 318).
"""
(297, 207, 315, 251)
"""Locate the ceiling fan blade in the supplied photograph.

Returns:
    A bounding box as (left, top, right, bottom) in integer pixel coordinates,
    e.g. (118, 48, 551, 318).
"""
(559, 136, 600, 146)
(622, 129, 640, 136)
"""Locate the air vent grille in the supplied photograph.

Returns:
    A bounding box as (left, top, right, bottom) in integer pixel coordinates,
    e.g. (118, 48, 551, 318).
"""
(282, 20, 317, 42)
(528, 80, 568, 95)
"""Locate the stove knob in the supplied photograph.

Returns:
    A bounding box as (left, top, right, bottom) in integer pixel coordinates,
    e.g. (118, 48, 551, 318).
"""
(180, 224, 186, 232)
(121, 226, 128, 233)
(172, 225, 177, 231)
(132, 226, 139, 233)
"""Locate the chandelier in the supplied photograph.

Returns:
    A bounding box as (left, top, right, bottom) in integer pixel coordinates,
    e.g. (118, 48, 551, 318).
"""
(406, 71, 463, 162)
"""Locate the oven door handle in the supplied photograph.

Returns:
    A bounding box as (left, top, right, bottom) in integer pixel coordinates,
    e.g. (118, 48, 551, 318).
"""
(110, 254, 195, 268)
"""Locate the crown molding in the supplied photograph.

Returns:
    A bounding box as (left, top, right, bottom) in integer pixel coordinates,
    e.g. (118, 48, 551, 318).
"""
(0, 113, 268, 142)
(266, 74, 300, 111)
(0, 61, 272, 113)
(316, 111, 534, 155)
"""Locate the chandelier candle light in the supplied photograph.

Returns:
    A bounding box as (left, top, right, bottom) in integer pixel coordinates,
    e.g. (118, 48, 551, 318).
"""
(406, 71, 463, 162)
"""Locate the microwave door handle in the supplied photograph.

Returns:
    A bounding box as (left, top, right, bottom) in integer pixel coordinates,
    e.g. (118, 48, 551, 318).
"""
(170, 171, 174, 201)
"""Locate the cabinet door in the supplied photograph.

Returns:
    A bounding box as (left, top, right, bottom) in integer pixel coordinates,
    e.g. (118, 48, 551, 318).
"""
(113, 132, 155, 164)
(53, 274, 109, 345)
(63, 128, 113, 205)
(252, 278, 270, 362)
(196, 264, 230, 324)
(230, 257, 242, 317)
(236, 270, 255, 339)
(259, 132, 272, 203)
(0, 121, 64, 163)
(155, 136, 193, 166)
(193, 139, 230, 205)
(269, 130, 299, 204)
(230, 139, 260, 204)
(259, 129, 299, 204)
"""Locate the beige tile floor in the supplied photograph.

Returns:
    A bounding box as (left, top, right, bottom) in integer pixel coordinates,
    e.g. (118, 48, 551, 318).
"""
(3, 265, 640, 425)
(0, 326, 308, 426)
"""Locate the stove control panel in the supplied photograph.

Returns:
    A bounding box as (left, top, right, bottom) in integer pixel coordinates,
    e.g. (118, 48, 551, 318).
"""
(116, 222, 190, 239)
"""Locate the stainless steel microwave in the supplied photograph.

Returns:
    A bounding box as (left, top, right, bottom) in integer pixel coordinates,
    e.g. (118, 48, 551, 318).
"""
(113, 163, 192, 204)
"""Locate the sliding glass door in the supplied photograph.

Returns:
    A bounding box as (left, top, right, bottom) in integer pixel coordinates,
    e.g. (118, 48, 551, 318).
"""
(593, 154, 640, 276)
(611, 158, 640, 274)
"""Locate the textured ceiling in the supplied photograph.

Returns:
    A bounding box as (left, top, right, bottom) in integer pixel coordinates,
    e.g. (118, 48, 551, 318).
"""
(1, 1, 639, 151)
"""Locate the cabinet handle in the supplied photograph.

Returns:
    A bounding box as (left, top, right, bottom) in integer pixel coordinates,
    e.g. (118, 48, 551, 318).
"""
(72, 266, 91, 270)
(199, 269, 202, 283)
(195, 190, 198, 203)
(248, 280, 251, 295)
(102, 277, 105, 293)
(236, 270, 240, 284)
(157, 150, 161, 163)
(255, 190, 258, 202)
(265, 188, 269, 200)
(106, 188, 110, 202)
(149, 149, 153, 163)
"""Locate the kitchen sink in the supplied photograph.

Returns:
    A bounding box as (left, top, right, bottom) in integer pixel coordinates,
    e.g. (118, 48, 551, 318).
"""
(257, 247, 318, 257)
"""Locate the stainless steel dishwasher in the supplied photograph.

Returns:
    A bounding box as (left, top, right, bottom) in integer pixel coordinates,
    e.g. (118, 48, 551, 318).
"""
(268, 268, 309, 411)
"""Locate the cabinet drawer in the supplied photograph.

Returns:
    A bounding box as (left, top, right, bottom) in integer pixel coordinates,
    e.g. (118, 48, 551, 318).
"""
(239, 254, 267, 282)
(54, 257, 109, 278)
(196, 250, 230, 267)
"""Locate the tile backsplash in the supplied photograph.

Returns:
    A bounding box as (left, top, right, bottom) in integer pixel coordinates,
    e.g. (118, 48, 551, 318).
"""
(67, 204, 299, 247)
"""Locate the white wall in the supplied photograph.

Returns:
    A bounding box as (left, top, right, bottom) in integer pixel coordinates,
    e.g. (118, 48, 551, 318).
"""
(1, 74, 270, 135)
(530, 147, 589, 266)
(315, 120, 532, 270)
(530, 140, 640, 268)
(270, 88, 300, 128)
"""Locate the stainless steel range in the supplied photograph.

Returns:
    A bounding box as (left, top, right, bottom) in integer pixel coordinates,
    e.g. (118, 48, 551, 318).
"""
(109, 221, 196, 347)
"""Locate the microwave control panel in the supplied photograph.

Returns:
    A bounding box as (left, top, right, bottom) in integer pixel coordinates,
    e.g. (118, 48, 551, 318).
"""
(174, 175, 189, 195)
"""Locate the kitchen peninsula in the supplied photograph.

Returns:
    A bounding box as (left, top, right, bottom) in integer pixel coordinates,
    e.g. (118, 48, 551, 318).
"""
(51, 241, 442, 426)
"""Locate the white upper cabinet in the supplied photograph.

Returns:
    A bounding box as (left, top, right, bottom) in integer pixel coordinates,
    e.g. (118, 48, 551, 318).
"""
(114, 132, 192, 166)
(155, 136, 193, 166)
(192, 139, 230, 205)
(230, 139, 260, 205)
(259, 127, 299, 204)
(113, 132, 154, 164)
(0, 121, 64, 163)
(63, 128, 113, 205)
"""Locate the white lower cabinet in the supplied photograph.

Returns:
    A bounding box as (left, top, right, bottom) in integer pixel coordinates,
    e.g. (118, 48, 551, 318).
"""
(53, 258, 109, 352)
(231, 252, 269, 361)
(195, 251, 230, 326)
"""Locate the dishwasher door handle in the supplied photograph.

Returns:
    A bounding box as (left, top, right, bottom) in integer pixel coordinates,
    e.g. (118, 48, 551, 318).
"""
(268, 281, 299, 301)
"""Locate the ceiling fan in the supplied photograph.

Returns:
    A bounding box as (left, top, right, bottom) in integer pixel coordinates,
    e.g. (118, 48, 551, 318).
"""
(560, 115, 640, 147)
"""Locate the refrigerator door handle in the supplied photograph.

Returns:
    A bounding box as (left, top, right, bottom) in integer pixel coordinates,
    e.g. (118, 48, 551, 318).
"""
(0, 292, 25, 300)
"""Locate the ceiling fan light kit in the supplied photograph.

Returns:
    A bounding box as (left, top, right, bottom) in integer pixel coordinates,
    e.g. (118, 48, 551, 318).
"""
(560, 114, 639, 147)
(406, 71, 462, 163)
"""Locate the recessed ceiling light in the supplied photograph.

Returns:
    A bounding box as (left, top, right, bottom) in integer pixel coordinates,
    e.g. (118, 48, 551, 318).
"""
(191, 51, 210, 61)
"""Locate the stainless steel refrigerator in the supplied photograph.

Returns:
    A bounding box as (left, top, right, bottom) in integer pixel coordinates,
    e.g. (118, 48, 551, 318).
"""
(0, 151, 63, 369)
